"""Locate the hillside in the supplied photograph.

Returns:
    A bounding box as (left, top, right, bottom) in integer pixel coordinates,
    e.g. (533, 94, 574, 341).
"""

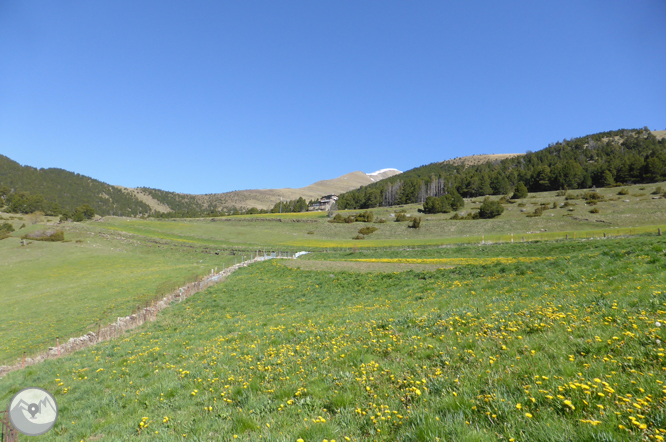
(139, 169, 402, 212)
(442, 153, 523, 166)
(337, 128, 666, 209)
(0, 155, 151, 216)
(0, 152, 400, 216)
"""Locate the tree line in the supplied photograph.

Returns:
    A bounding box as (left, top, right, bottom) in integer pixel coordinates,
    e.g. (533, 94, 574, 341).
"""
(337, 128, 666, 210)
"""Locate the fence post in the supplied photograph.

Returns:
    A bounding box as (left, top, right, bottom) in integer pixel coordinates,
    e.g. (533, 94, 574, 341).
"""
(659, 228, 662, 236)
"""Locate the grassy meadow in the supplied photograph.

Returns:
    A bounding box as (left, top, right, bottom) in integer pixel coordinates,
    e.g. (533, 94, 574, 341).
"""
(1, 182, 666, 441)
(0, 235, 665, 440)
(0, 217, 244, 366)
(90, 182, 666, 249)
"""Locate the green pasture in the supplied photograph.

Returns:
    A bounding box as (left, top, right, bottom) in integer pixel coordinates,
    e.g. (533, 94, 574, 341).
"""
(1, 181, 665, 367)
(0, 223, 239, 365)
(90, 181, 666, 249)
(0, 236, 664, 440)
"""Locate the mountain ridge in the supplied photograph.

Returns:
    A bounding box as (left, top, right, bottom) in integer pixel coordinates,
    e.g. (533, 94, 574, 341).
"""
(336, 128, 666, 209)
(3, 128, 663, 216)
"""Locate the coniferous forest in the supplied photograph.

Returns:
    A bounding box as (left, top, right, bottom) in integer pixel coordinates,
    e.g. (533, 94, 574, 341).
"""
(337, 128, 666, 209)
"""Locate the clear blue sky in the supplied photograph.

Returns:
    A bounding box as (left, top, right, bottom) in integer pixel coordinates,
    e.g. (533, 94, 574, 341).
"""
(1, 1, 665, 194)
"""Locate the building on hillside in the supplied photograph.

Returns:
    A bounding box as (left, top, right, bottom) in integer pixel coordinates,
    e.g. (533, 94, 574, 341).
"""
(308, 194, 338, 211)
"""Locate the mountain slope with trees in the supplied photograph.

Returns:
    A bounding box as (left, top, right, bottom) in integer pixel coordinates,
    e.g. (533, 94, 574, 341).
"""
(0, 155, 151, 216)
(337, 128, 666, 209)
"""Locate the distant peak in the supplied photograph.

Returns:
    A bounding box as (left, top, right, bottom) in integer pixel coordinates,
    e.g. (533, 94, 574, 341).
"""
(366, 168, 402, 177)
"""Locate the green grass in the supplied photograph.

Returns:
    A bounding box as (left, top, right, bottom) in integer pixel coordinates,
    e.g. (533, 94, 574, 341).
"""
(84, 181, 666, 249)
(1, 235, 665, 440)
(0, 223, 241, 365)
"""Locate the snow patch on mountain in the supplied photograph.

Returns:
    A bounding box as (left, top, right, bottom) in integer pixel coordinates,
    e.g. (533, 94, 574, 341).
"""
(365, 168, 402, 182)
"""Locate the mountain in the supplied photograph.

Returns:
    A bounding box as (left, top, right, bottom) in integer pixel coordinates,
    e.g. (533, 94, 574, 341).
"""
(0, 153, 400, 216)
(134, 169, 402, 212)
(337, 128, 666, 209)
(0, 155, 152, 216)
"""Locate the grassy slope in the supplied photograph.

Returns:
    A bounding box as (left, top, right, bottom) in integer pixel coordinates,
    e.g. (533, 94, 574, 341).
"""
(0, 219, 242, 365)
(97, 181, 666, 249)
(2, 180, 664, 365)
(0, 236, 664, 441)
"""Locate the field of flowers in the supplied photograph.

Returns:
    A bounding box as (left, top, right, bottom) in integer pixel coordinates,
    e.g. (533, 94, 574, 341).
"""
(1, 235, 665, 441)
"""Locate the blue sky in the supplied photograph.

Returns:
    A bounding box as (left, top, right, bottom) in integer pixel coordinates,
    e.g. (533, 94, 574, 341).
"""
(1, 1, 665, 194)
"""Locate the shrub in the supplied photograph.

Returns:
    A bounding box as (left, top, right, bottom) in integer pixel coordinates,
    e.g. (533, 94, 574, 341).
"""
(618, 188, 629, 195)
(352, 234, 364, 240)
(307, 231, 314, 235)
(358, 226, 377, 235)
(408, 217, 422, 229)
(512, 182, 528, 199)
(72, 204, 95, 222)
(589, 207, 600, 213)
(652, 186, 663, 195)
(354, 211, 374, 223)
(479, 198, 504, 219)
(422, 192, 464, 214)
(526, 204, 549, 217)
(451, 212, 479, 220)
(395, 213, 408, 222)
(72, 210, 85, 222)
(583, 191, 604, 202)
(0, 222, 15, 234)
(374, 218, 386, 223)
(21, 230, 64, 242)
(328, 214, 354, 224)
(556, 189, 567, 196)
(423, 196, 446, 214)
